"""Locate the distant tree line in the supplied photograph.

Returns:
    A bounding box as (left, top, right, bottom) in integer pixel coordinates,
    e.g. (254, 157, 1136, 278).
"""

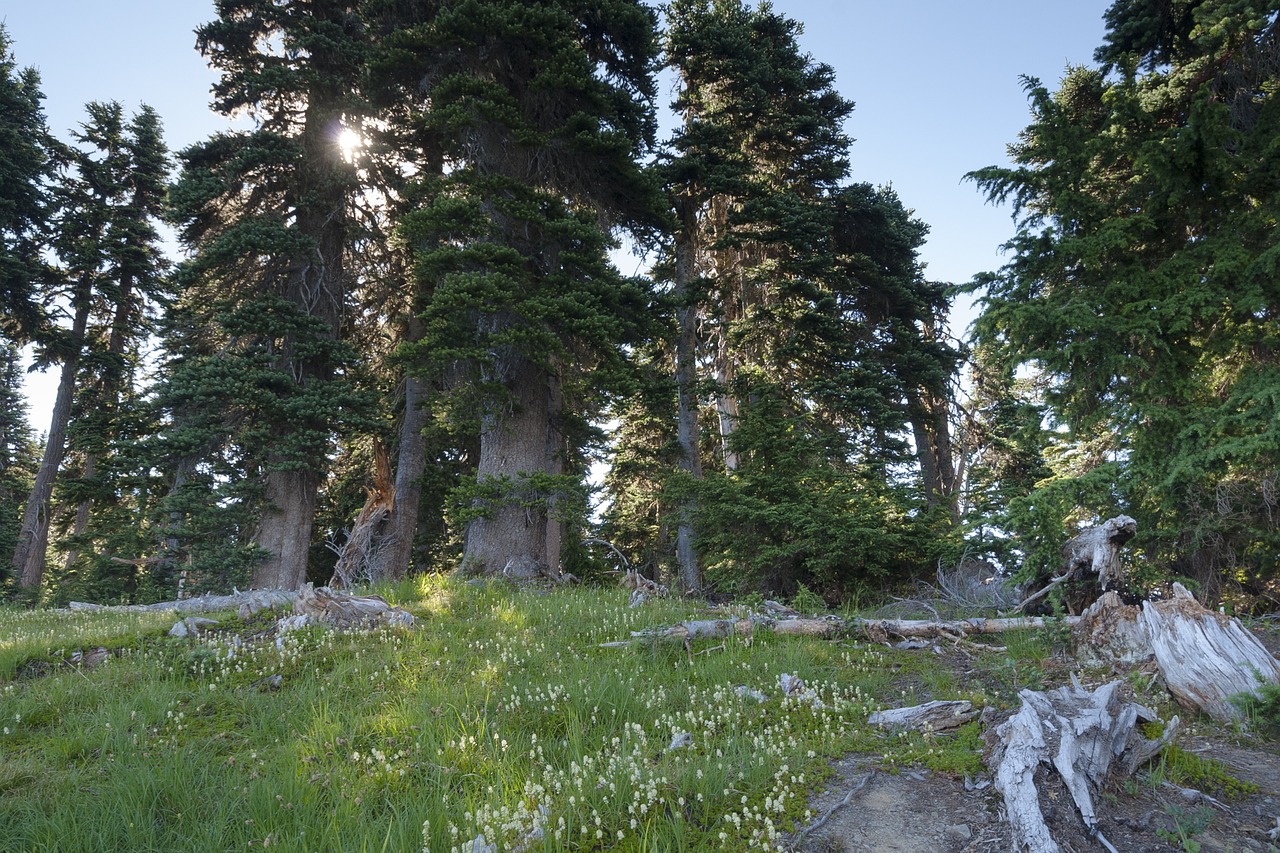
(2, 0, 1278, 613)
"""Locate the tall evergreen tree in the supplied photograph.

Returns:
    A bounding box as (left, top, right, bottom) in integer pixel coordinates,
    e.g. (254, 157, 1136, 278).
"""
(969, 0, 1280, 600)
(623, 0, 957, 598)
(56, 105, 170, 600)
(0, 25, 56, 346)
(12, 102, 169, 594)
(386, 0, 663, 579)
(0, 342, 37, 591)
(163, 0, 368, 590)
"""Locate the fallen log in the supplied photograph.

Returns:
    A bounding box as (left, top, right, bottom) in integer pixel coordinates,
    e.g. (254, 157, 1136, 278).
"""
(601, 614, 1081, 648)
(291, 582, 416, 629)
(869, 700, 980, 733)
(598, 618, 754, 648)
(988, 676, 1178, 853)
(68, 588, 296, 616)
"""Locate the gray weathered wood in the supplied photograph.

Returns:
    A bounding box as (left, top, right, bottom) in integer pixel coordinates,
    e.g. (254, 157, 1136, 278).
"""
(869, 700, 980, 732)
(1139, 582, 1280, 722)
(989, 677, 1176, 853)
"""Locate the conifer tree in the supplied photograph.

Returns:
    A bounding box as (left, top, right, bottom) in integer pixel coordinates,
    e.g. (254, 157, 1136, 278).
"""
(386, 0, 663, 579)
(56, 105, 170, 600)
(12, 102, 169, 593)
(0, 25, 56, 346)
(969, 0, 1280, 599)
(0, 343, 37, 591)
(634, 0, 957, 597)
(163, 0, 368, 590)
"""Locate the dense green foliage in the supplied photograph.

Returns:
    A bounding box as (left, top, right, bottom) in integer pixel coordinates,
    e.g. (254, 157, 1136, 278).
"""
(9, 1, 1280, 611)
(603, 0, 959, 600)
(968, 0, 1280, 605)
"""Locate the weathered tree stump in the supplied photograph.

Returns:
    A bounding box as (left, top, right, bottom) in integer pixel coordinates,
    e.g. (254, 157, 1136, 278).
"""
(1020, 515, 1137, 614)
(1073, 582, 1280, 722)
(988, 677, 1177, 853)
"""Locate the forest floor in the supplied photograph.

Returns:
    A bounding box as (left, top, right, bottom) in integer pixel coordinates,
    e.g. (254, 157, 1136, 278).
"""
(1, 579, 1278, 852)
(789, 626, 1280, 853)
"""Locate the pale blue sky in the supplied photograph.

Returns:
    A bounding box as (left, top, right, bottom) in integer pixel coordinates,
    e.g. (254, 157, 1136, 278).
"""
(5, 0, 1113, 427)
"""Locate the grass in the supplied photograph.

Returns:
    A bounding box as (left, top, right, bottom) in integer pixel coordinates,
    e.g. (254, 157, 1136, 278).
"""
(0, 578, 1086, 851)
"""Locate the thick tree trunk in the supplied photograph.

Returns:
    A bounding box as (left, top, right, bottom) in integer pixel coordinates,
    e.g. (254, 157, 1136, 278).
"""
(253, 468, 320, 589)
(673, 197, 703, 593)
(909, 387, 958, 522)
(14, 290, 90, 590)
(462, 353, 557, 579)
(249, 83, 348, 590)
(367, 373, 429, 582)
(908, 313, 959, 522)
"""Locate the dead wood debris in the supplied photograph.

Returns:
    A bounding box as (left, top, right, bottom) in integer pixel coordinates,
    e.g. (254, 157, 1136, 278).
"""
(987, 676, 1177, 853)
(869, 700, 981, 733)
(619, 569, 668, 607)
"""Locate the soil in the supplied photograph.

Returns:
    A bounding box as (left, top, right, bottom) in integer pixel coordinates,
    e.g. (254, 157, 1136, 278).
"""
(787, 625, 1280, 853)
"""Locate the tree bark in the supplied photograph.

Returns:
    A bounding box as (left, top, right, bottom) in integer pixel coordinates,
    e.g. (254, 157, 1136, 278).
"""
(14, 285, 90, 590)
(989, 677, 1176, 853)
(462, 352, 557, 579)
(366, 373, 429, 582)
(253, 468, 321, 590)
(907, 311, 959, 522)
(673, 195, 703, 593)
(250, 72, 349, 589)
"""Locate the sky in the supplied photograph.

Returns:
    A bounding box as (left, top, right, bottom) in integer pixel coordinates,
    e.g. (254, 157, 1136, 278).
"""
(3, 0, 1114, 431)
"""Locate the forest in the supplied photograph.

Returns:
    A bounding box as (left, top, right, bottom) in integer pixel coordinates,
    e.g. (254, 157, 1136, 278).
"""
(2, 0, 1279, 616)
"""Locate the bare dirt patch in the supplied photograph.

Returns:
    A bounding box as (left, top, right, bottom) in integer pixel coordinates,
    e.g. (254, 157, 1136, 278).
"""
(788, 621, 1280, 853)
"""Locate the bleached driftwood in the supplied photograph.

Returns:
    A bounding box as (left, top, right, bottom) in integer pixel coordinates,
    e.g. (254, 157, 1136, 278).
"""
(292, 583, 416, 629)
(989, 677, 1178, 853)
(1018, 515, 1137, 614)
(598, 618, 753, 648)
(68, 588, 296, 616)
(869, 700, 980, 733)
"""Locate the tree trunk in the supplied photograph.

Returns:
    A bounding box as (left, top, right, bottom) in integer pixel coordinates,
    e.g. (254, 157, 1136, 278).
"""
(250, 82, 348, 589)
(14, 288, 90, 590)
(673, 196, 703, 593)
(62, 283, 136, 576)
(461, 352, 556, 579)
(908, 312, 958, 522)
(367, 373, 429, 582)
(253, 468, 320, 589)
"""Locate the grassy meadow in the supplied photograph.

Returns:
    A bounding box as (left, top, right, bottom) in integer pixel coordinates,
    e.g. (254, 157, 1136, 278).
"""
(1, 577, 1028, 852)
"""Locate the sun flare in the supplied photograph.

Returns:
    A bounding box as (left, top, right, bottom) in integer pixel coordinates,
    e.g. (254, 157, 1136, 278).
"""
(337, 126, 363, 161)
